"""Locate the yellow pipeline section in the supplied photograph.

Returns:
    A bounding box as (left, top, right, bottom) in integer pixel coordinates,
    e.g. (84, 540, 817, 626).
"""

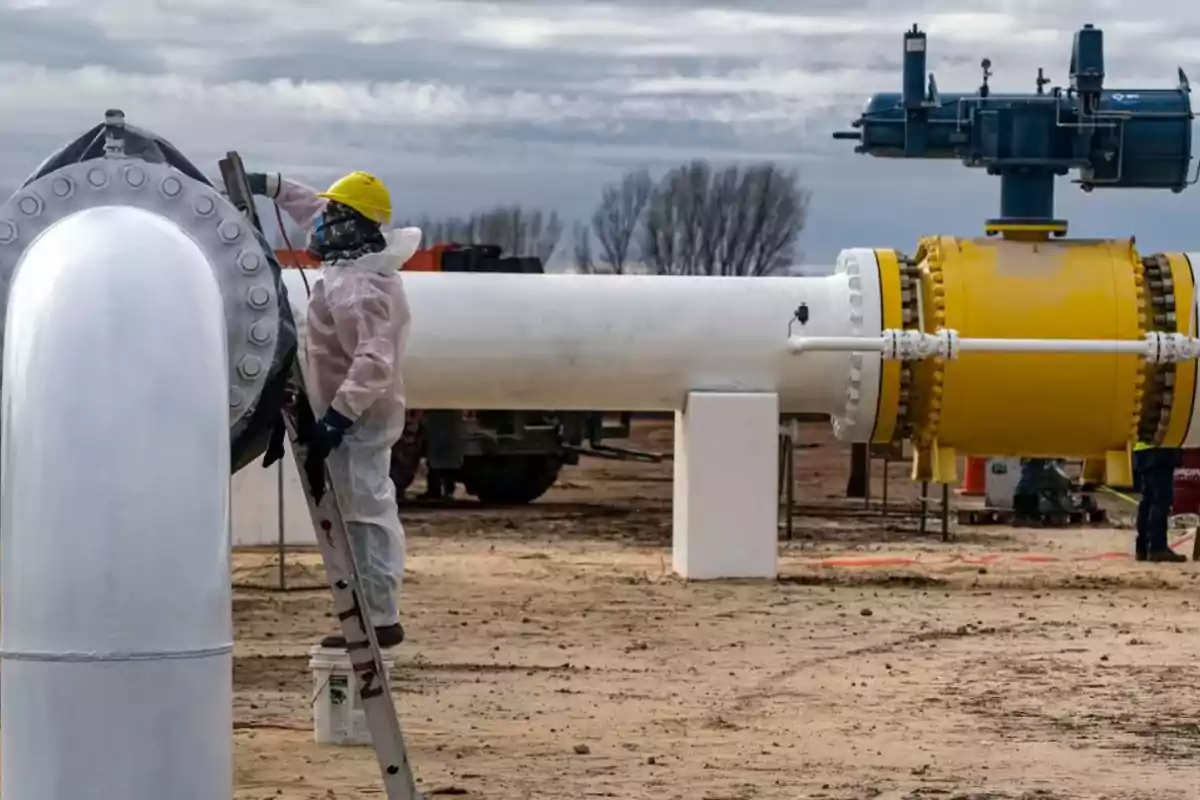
(869, 237, 1199, 486)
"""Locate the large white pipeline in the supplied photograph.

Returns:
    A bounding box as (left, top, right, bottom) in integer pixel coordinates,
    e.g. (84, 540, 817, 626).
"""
(0, 206, 233, 798)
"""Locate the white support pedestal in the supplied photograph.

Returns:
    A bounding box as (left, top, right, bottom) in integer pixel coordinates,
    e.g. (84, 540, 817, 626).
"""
(229, 439, 316, 548)
(673, 391, 780, 579)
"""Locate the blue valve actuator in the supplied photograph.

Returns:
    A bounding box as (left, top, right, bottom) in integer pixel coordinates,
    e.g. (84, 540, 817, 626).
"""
(833, 23, 1194, 232)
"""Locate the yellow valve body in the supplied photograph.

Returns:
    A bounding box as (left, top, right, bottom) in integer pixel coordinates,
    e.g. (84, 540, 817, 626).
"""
(874, 236, 1198, 485)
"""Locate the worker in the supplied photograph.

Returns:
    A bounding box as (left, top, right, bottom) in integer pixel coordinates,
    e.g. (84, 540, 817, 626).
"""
(248, 169, 417, 648)
(1133, 441, 1187, 562)
(420, 409, 464, 501)
(1011, 458, 1056, 523)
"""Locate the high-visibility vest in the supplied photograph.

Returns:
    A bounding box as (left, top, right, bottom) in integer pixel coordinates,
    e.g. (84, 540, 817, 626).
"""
(1135, 441, 1152, 452)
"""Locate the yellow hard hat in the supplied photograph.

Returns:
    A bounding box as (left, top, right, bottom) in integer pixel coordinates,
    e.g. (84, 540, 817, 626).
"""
(316, 171, 392, 225)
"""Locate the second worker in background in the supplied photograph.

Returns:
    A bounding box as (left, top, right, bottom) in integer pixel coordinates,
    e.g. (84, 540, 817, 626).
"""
(1133, 442, 1188, 563)
(250, 169, 419, 647)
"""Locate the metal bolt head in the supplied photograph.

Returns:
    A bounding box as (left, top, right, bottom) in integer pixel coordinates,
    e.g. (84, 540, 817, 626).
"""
(87, 167, 109, 188)
(161, 176, 182, 197)
(218, 220, 242, 242)
(124, 166, 146, 188)
(17, 196, 40, 217)
(229, 387, 244, 409)
(248, 320, 273, 345)
(246, 285, 271, 309)
(193, 196, 215, 217)
(238, 355, 263, 379)
(0, 220, 16, 244)
(237, 250, 261, 274)
(51, 177, 73, 198)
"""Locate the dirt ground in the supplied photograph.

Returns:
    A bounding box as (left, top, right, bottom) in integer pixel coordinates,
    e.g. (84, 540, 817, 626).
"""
(231, 419, 1200, 800)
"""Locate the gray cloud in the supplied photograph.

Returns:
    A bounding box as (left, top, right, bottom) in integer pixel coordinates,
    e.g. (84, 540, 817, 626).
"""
(1, 0, 1199, 262)
(0, 6, 164, 73)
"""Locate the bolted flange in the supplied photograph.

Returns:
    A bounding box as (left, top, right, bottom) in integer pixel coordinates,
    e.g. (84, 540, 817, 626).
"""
(0, 159, 281, 426)
(830, 248, 884, 442)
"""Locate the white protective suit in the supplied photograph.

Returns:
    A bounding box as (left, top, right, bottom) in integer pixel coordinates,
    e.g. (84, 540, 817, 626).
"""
(272, 177, 418, 627)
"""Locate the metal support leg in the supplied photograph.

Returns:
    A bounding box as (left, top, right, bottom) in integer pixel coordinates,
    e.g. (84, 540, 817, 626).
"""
(785, 437, 795, 541)
(777, 434, 787, 500)
(776, 424, 797, 542)
(863, 449, 872, 509)
(277, 456, 286, 591)
(941, 483, 950, 542)
(846, 442, 868, 499)
(919, 481, 929, 536)
(882, 456, 889, 517)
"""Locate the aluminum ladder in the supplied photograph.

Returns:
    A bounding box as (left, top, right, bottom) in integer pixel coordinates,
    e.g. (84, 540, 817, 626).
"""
(219, 152, 423, 800)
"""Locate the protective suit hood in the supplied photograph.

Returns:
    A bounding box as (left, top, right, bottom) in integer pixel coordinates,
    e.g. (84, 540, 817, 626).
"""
(346, 226, 422, 275)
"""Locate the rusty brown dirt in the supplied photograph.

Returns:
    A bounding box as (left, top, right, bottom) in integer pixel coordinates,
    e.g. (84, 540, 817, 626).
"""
(232, 419, 1200, 800)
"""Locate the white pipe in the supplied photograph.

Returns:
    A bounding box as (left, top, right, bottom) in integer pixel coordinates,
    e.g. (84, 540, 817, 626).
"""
(281, 269, 877, 417)
(0, 206, 233, 799)
(788, 336, 888, 354)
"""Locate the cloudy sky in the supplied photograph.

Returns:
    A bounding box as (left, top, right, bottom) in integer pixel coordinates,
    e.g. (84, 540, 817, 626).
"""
(1, 0, 1199, 265)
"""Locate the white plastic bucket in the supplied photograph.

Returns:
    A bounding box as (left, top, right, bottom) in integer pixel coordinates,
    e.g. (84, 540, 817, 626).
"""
(309, 645, 390, 746)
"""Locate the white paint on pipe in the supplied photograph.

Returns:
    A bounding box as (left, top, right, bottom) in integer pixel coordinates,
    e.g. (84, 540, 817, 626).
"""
(789, 336, 888, 354)
(0, 207, 233, 799)
(280, 259, 882, 435)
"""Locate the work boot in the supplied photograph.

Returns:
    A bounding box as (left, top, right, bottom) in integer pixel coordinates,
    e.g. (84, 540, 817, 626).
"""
(320, 623, 405, 650)
(1146, 549, 1188, 563)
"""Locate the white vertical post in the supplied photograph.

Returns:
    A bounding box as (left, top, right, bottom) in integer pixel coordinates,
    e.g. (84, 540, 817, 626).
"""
(229, 439, 317, 548)
(672, 392, 780, 579)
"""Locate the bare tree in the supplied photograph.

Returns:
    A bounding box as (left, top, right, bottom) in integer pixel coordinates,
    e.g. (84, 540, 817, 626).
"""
(571, 220, 594, 273)
(639, 161, 811, 276)
(591, 168, 652, 274)
(533, 209, 564, 263)
(409, 214, 479, 246)
(402, 205, 563, 261)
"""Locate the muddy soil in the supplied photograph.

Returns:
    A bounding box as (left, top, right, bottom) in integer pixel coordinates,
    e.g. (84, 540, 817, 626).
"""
(232, 419, 1200, 800)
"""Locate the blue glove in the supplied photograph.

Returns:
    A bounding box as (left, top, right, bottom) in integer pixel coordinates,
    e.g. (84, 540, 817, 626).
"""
(304, 408, 354, 503)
